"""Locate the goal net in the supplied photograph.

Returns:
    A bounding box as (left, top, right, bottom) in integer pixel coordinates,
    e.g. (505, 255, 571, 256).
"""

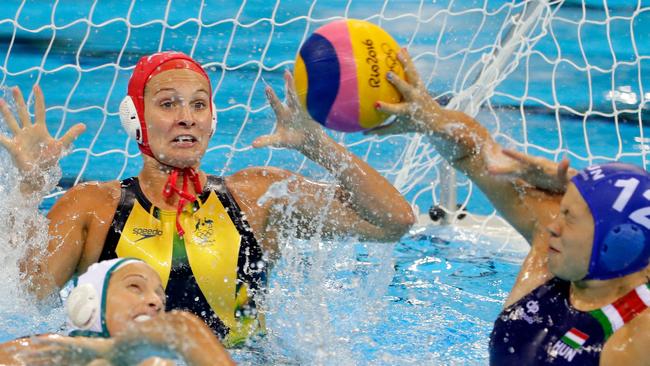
(1, 0, 648, 235)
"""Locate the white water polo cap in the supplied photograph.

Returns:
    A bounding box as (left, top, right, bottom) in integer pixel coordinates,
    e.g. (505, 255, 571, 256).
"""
(66, 258, 144, 337)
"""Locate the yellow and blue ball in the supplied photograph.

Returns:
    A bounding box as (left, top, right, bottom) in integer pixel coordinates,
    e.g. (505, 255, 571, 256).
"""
(294, 19, 405, 132)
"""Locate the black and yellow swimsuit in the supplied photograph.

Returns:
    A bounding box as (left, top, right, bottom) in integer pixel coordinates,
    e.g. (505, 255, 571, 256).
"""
(99, 176, 267, 346)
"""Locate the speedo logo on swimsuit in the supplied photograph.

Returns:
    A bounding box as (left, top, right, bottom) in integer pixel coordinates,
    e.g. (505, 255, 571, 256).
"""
(132, 227, 163, 242)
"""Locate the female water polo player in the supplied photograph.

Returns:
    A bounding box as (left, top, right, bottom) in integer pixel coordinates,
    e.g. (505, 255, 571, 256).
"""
(0, 51, 414, 346)
(369, 49, 650, 365)
(0, 258, 235, 366)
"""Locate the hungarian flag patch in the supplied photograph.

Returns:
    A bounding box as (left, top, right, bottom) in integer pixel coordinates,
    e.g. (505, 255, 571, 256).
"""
(561, 328, 589, 349)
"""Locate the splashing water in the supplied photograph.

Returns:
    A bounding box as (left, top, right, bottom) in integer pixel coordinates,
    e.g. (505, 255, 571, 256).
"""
(229, 222, 523, 365)
(241, 173, 395, 364)
(235, 173, 525, 365)
(0, 87, 66, 340)
(260, 238, 396, 364)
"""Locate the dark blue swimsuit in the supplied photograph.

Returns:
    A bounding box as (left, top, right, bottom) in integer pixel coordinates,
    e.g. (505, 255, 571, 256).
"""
(490, 277, 606, 365)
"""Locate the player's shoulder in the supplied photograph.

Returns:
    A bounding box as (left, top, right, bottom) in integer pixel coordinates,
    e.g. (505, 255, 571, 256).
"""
(67, 180, 121, 199)
(227, 166, 295, 182)
(223, 167, 299, 207)
(49, 180, 121, 215)
(601, 302, 650, 365)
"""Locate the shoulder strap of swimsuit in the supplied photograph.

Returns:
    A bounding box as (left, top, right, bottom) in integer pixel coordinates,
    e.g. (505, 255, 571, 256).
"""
(502, 276, 569, 313)
(203, 176, 251, 232)
(99, 177, 140, 261)
(589, 282, 650, 339)
(204, 175, 267, 290)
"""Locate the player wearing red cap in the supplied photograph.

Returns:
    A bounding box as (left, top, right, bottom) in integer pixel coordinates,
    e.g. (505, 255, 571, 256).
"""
(0, 51, 415, 346)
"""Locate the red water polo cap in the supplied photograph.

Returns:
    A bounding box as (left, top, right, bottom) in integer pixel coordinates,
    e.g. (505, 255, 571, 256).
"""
(127, 51, 212, 157)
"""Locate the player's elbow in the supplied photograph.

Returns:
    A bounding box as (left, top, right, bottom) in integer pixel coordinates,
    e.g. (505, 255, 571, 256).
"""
(381, 209, 416, 242)
(18, 257, 60, 302)
(397, 209, 417, 233)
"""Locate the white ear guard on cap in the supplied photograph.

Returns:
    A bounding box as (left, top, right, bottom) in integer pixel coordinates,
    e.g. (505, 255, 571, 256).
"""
(119, 96, 143, 143)
(119, 96, 218, 142)
(66, 283, 100, 330)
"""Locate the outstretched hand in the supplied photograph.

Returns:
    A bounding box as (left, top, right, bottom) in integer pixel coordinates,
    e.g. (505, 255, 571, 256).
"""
(365, 48, 442, 136)
(488, 148, 577, 193)
(0, 86, 85, 190)
(253, 70, 326, 153)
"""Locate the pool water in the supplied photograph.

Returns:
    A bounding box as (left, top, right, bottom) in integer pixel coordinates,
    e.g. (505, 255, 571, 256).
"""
(0, 0, 648, 365)
(230, 225, 523, 365)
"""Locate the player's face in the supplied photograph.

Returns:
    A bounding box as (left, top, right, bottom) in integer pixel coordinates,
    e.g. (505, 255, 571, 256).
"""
(143, 69, 212, 168)
(105, 262, 166, 335)
(546, 183, 595, 281)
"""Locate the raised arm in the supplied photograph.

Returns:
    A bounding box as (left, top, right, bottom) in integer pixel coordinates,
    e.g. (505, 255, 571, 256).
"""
(248, 71, 415, 247)
(0, 85, 89, 300)
(368, 49, 562, 243)
(23, 182, 119, 300)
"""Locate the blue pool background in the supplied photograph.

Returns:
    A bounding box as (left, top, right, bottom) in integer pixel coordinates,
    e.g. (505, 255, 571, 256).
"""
(0, 0, 649, 364)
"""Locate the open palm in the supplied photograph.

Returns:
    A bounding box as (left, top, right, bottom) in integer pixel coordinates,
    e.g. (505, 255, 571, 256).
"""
(0, 86, 85, 181)
(253, 70, 326, 153)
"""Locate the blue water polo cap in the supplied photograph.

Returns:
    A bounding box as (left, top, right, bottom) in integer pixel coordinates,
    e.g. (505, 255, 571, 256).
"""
(571, 163, 650, 280)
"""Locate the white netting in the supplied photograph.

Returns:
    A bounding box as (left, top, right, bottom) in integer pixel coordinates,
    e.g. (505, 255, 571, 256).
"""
(1, 0, 648, 227)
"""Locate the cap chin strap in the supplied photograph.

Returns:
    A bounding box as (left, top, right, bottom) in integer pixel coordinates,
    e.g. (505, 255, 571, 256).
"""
(162, 166, 203, 237)
(142, 146, 202, 237)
